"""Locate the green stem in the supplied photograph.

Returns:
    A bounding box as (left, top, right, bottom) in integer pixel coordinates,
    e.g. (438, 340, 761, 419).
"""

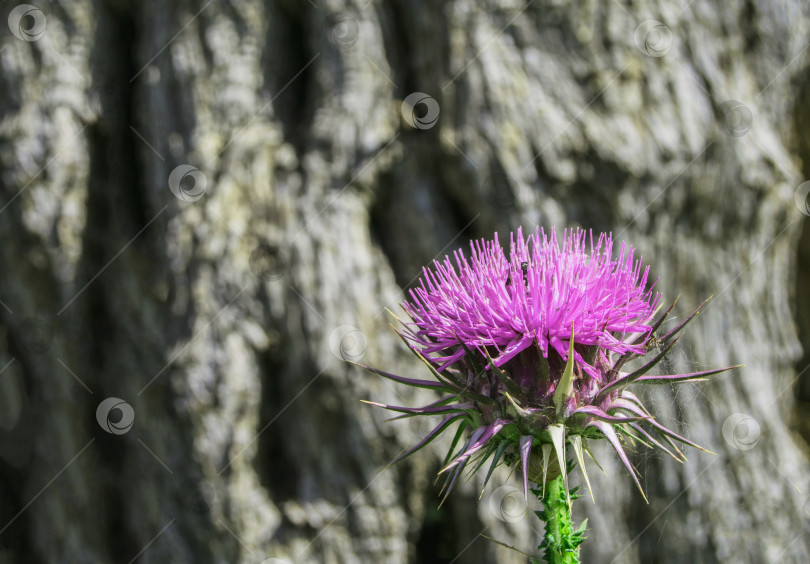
(534, 475, 583, 564)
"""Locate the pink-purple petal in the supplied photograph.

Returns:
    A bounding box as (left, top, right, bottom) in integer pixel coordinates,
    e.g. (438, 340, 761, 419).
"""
(401, 227, 660, 375)
(573, 405, 650, 423)
(586, 420, 647, 500)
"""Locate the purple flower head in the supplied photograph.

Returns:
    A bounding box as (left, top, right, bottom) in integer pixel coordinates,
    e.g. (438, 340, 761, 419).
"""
(403, 227, 661, 377)
(361, 227, 740, 504)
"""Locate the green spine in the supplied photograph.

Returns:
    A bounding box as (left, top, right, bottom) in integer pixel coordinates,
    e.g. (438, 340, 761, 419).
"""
(533, 474, 585, 564)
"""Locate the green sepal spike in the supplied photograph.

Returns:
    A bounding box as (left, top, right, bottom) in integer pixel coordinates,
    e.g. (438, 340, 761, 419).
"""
(553, 324, 577, 420)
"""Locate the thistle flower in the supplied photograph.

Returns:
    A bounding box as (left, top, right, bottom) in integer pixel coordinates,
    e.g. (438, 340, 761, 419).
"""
(360, 227, 739, 508)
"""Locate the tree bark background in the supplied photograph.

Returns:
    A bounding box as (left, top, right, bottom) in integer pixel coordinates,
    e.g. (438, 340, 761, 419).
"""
(1, 0, 809, 563)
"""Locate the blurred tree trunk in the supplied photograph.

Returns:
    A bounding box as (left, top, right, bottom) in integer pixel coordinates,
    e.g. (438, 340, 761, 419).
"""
(1, 1, 809, 563)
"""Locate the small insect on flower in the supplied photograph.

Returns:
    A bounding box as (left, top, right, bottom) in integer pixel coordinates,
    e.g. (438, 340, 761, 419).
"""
(505, 261, 529, 289)
(357, 226, 741, 506)
(645, 333, 662, 352)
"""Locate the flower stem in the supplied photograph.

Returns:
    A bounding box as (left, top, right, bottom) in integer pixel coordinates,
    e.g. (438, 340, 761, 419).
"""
(535, 475, 583, 564)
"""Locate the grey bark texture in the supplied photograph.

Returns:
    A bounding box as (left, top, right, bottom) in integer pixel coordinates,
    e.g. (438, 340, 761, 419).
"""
(1, 0, 809, 563)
